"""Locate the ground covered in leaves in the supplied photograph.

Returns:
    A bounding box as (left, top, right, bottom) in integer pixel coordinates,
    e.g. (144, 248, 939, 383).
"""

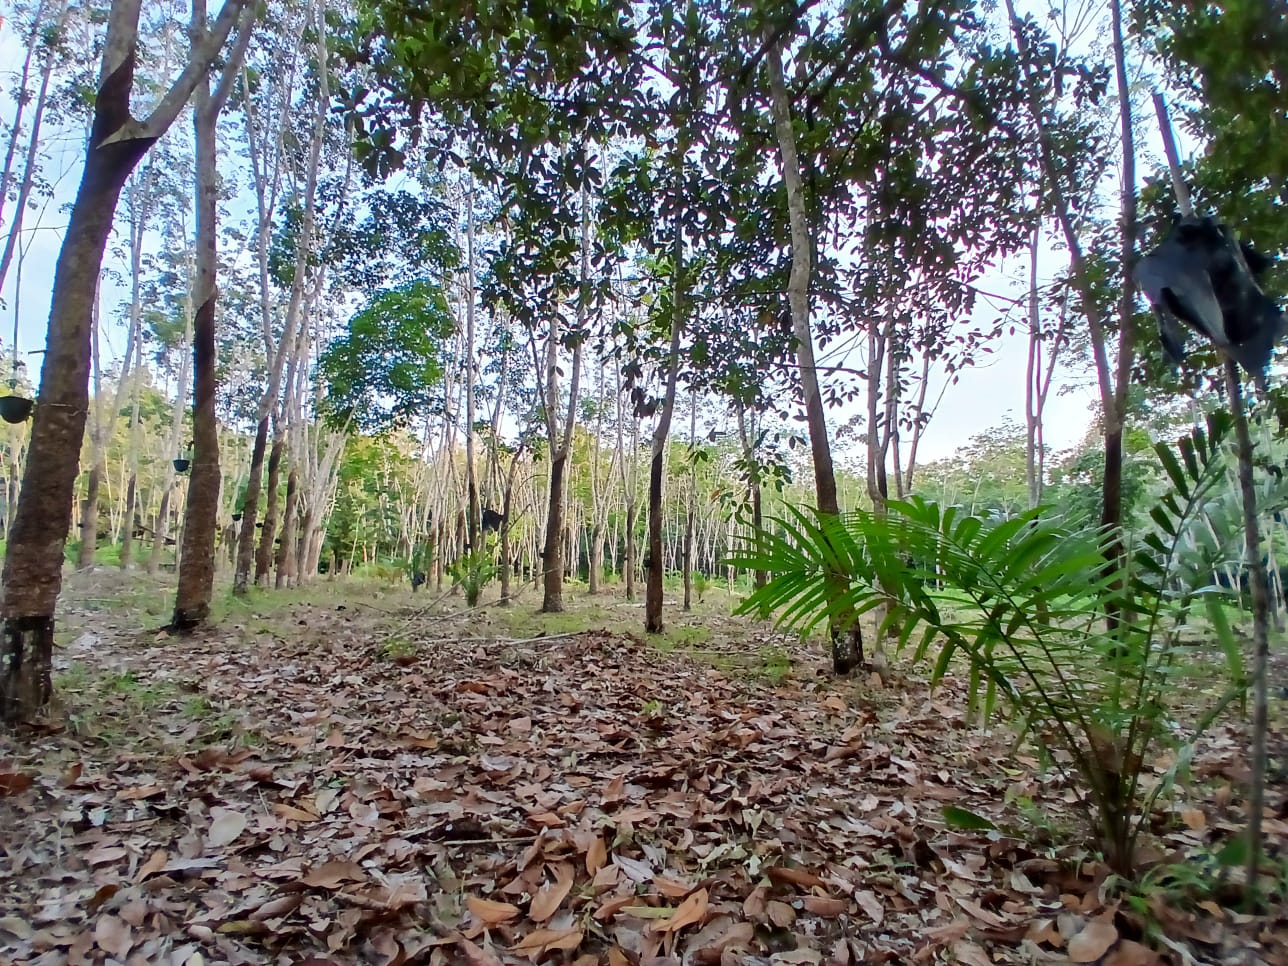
(1, 571, 1285, 965)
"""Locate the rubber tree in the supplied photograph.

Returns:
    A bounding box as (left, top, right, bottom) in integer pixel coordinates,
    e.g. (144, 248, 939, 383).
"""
(0, 0, 253, 724)
(762, 28, 862, 673)
(172, 0, 256, 628)
(232, 1, 317, 594)
(537, 210, 587, 614)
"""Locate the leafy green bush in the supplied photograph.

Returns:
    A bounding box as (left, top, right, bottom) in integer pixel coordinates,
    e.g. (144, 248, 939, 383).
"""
(732, 416, 1248, 875)
(449, 543, 497, 607)
(693, 571, 710, 602)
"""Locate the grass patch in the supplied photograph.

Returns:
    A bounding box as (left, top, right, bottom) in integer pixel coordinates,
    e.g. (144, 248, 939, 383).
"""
(379, 638, 418, 663)
(754, 645, 793, 685)
(101, 670, 173, 710)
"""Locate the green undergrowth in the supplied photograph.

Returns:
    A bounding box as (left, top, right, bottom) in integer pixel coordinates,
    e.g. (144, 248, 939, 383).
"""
(53, 660, 258, 750)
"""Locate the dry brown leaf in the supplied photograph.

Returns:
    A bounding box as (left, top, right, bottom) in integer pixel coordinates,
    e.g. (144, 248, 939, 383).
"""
(926, 919, 970, 944)
(1104, 939, 1163, 966)
(467, 895, 521, 926)
(93, 915, 133, 958)
(134, 849, 168, 883)
(608, 948, 631, 966)
(766, 900, 796, 928)
(1180, 808, 1206, 831)
(299, 859, 367, 890)
(951, 940, 996, 966)
(743, 885, 768, 920)
(775, 949, 822, 964)
(585, 835, 607, 876)
(657, 888, 708, 934)
(315, 787, 340, 814)
(85, 845, 129, 865)
(853, 890, 884, 926)
(511, 926, 584, 955)
(86, 884, 120, 915)
(1025, 918, 1061, 945)
(529, 862, 576, 922)
(766, 866, 826, 890)
(653, 874, 695, 898)
(0, 772, 34, 796)
(953, 895, 1008, 929)
(683, 916, 754, 956)
(594, 894, 637, 921)
(1067, 920, 1119, 963)
(601, 774, 625, 804)
(802, 896, 848, 917)
(206, 807, 247, 849)
(272, 803, 320, 823)
(457, 938, 504, 966)
(118, 784, 165, 801)
(250, 894, 304, 921)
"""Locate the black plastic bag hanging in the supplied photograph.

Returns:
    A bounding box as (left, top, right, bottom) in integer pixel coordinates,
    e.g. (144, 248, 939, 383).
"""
(1133, 214, 1285, 379)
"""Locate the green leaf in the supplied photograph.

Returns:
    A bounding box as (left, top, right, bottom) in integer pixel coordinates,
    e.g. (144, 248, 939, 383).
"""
(1215, 834, 1249, 868)
(942, 805, 998, 831)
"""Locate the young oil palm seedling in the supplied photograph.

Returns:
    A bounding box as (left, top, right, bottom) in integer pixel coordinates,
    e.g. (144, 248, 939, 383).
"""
(732, 414, 1256, 877)
(449, 540, 499, 607)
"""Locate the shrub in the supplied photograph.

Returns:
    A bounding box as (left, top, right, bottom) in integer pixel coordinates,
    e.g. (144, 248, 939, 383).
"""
(732, 416, 1250, 876)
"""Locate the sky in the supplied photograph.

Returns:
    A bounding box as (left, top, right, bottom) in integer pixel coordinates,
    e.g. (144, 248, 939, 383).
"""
(0, 13, 1146, 470)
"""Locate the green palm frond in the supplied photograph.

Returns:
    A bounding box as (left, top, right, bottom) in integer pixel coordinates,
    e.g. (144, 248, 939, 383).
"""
(730, 414, 1252, 874)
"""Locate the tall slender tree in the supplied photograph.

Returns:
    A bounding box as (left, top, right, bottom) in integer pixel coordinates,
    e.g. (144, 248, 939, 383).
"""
(0, 0, 253, 723)
(172, 0, 256, 628)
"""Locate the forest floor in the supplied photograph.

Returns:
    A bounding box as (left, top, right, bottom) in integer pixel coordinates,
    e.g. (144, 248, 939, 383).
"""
(0, 569, 1285, 966)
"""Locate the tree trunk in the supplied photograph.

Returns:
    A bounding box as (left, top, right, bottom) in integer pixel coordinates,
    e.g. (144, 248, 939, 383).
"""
(682, 394, 696, 612)
(1224, 360, 1273, 901)
(0, 3, 165, 720)
(118, 203, 147, 569)
(173, 8, 249, 627)
(734, 400, 768, 590)
(256, 434, 284, 585)
(1102, 0, 1137, 543)
(497, 446, 522, 605)
(464, 170, 480, 551)
(1024, 225, 1042, 508)
(1005, 0, 1135, 564)
(79, 465, 104, 569)
(235, 3, 323, 592)
(150, 254, 196, 574)
(78, 295, 107, 569)
(587, 361, 609, 595)
(540, 171, 589, 611)
(624, 413, 639, 600)
(233, 416, 268, 594)
(119, 475, 138, 567)
(764, 31, 861, 674)
(541, 452, 567, 611)
(274, 468, 298, 588)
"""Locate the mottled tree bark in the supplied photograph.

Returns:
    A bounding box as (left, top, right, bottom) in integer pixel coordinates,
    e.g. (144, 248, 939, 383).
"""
(765, 31, 861, 674)
(539, 449, 569, 610)
(173, 5, 252, 627)
(2, 0, 251, 720)
(0, 94, 154, 719)
(255, 435, 284, 585)
(274, 468, 298, 588)
(232, 416, 267, 594)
